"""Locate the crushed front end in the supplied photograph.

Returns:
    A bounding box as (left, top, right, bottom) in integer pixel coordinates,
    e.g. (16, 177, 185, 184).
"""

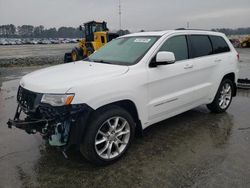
(7, 86, 92, 153)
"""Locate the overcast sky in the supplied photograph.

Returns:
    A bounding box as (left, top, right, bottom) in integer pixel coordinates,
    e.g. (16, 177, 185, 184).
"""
(0, 0, 249, 31)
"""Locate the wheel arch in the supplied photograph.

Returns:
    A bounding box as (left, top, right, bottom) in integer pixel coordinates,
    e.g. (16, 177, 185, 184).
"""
(93, 99, 143, 136)
(222, 72, 237, 97)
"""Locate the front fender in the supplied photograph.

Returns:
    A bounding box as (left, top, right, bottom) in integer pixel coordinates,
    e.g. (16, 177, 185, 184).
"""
(71, 89, 147, 127)
(90, 93, 144, 121)
(68, 67, 148, 127)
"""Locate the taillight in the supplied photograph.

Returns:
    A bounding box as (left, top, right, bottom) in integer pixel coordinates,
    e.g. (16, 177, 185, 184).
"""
(237, 53, 240, 62)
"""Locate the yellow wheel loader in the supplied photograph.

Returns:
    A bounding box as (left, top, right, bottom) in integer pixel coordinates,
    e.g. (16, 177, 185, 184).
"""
(64, 21, 119, 63)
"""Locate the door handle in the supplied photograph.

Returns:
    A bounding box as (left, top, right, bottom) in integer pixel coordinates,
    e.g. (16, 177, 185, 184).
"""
(214, 59, 222, 63)
(184, 64, 193, 69)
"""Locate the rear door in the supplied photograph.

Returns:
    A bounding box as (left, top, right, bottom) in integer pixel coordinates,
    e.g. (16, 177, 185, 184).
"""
(187, 35, 221, 101)
(207, 35, 234, 97)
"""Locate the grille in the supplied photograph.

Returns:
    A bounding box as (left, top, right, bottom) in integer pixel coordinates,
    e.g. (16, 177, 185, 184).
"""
(17, 86, 42, 112)
(39, 105, 71, 119)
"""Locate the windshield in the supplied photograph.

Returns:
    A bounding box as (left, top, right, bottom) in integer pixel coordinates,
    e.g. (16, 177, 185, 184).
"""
(88, 36, 158, 65)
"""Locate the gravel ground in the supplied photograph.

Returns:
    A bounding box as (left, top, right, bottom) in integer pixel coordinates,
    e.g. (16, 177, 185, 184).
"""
(0, 44, 75, 67)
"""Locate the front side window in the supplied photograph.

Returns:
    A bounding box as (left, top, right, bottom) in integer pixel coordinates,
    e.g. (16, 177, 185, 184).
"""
(159, 35, 188, 61)
(92, 25, 96, 32)
(88, 36, 158, 65)
(210, 36, 230, 54)
(189, 35, 213, 58)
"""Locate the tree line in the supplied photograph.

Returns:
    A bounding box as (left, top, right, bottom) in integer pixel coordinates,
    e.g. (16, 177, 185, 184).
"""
(0, 24, 83, 38)
(212, 27, 250, 35)
(1, 24, 249, 38)
(0, 24, 131, 38)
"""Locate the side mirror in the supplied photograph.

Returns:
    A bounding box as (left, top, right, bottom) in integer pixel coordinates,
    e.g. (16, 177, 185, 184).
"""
(156, 51, 175, 65)
(150, 51, 176, 67)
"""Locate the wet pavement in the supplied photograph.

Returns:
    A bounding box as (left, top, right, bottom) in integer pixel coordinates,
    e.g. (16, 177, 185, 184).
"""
(0, 49, 250, 188)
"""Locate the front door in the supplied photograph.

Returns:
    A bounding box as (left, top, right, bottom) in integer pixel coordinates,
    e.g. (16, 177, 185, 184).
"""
(147, 35, 211, 124)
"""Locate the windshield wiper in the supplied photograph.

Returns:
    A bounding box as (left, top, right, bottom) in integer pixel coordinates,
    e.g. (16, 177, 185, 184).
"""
(83, 57, 90, 61)
(90, 59, 111, 64)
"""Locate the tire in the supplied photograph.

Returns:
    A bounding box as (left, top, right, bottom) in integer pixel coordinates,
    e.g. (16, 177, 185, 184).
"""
(87, 47, 94, 56)
(71, 48, 83, 61)
(64, 53, 72, 63)
(207, 79, 234, 113)
(80, 105, 135, 165)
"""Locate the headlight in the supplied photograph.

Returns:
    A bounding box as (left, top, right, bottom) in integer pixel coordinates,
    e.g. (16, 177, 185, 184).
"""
(41, 94, 74, 106)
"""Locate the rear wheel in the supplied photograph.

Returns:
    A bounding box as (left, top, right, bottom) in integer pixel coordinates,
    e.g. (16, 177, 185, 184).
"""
(80, 105, 135, 165)
(207, 79, 234, 113)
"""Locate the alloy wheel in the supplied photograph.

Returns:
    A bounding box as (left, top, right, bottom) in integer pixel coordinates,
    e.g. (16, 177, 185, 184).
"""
(94, 116, 131, 160)
(218, 83, 232, 109)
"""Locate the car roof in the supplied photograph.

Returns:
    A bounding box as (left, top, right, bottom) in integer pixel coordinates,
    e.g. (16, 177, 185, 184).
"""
(123, 30, 225, 38)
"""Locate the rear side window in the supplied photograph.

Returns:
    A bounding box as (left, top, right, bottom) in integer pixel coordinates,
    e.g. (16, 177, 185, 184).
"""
(159, 35, 188, 61)
(189, 35, 213, 58)
(210, 36, 230, 54)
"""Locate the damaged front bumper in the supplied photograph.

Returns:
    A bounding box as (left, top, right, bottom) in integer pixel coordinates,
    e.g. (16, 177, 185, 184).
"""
(7, 87, 93, 152)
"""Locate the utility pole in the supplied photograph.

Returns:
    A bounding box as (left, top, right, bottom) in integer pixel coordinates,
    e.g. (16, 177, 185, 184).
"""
(119, 0, 122, 31)
(187, 22, 190, 29)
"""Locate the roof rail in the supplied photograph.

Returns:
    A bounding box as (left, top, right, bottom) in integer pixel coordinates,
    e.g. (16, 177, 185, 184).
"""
(175, 28, 213, 32)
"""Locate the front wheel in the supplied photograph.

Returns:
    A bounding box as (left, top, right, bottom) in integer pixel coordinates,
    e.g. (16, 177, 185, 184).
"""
(64, 53, 72, 63)
(80, 105, 135, 165)
(207, 79, 234, 113)
(71, 48, 83, 61)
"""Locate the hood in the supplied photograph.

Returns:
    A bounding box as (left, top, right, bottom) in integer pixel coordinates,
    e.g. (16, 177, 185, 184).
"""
(20, 61, 129, 93)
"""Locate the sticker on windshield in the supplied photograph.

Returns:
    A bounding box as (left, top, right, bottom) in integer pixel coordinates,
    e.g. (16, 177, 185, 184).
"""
(134, 38, 151, 43)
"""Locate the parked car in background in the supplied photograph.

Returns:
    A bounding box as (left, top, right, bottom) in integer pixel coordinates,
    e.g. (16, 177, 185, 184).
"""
(0, 38, 9, 45)
(40, 39, 51, 45)
(15, 39, 22, 45)
(50, 39, 60, 44)
(8, 39, 17, 45)
(0, 38, 79, 45)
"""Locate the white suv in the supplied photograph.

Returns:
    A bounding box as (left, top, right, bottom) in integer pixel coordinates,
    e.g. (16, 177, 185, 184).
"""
(8, 30, 239, 165)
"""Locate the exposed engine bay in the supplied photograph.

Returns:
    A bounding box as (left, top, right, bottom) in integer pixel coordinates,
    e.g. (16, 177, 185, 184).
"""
(7, 86, 92, 152)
